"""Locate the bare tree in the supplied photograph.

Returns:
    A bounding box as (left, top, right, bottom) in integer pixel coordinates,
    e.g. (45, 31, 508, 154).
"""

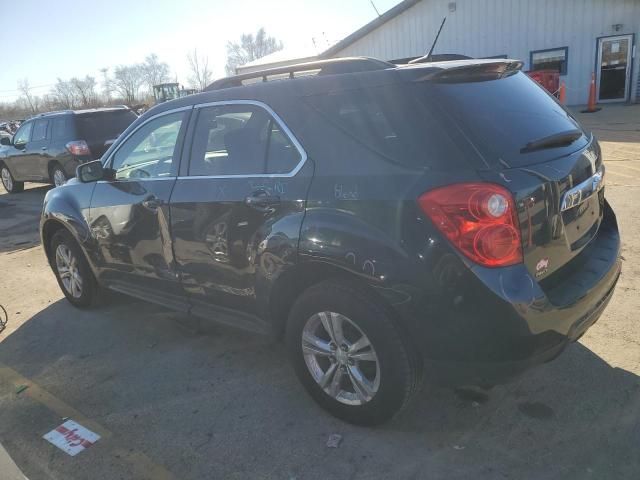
(51, 78, 78, 109)
(70, 76, 98, 107)
(142, 54, 170, 91)
(18, 78, 37, 113)
(225, 28, 284, 75)
(187, 49, 213, 91)
(110, 65, 145, 104)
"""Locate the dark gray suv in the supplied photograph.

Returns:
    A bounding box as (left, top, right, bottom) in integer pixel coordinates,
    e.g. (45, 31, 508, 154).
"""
(0, 107, 137, 193)
(40, 57, 620, 425)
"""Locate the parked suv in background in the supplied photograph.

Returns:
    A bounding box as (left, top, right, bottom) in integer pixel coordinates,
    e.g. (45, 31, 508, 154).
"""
(0, 107, 137, 193)
(40, 58, 621, 425)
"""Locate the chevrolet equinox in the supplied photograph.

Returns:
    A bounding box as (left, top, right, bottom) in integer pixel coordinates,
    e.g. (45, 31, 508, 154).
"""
(40, 57, 621, 425)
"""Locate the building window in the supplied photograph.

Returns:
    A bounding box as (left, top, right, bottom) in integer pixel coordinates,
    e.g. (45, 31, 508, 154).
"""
(530, 47, 568, 75)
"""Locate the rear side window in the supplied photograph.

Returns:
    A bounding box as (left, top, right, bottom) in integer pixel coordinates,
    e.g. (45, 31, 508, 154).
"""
(76, 110, 137, 143)
(31, 120, 48, 142)
(189, 104, 301, 176)
(302, 85, 467, 170)
(51, 116, 73, 140)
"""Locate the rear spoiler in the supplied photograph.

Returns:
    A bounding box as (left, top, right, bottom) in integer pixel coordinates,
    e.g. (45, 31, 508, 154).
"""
(406, 60, 524, 83)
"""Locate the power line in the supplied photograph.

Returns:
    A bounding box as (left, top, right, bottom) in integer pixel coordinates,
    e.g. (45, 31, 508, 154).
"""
(0, 83, 55, 93)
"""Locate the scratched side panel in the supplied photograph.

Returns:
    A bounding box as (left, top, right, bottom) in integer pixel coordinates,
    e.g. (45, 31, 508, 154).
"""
(170, 160, 314, 318)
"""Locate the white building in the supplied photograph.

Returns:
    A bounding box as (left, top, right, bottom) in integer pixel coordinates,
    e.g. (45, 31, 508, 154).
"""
(242, 0, 640, 106)
(323, 0, 640, 105)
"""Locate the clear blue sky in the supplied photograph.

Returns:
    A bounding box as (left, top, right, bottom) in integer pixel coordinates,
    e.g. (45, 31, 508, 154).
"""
(0, 0, 401, 101)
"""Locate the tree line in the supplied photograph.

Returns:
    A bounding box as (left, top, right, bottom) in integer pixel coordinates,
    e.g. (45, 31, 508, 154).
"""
(1, 28, 283, 120)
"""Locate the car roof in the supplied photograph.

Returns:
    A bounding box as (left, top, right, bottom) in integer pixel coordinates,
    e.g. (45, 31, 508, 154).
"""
(30, 106, 132, 120)
(140, 56, 523, 121)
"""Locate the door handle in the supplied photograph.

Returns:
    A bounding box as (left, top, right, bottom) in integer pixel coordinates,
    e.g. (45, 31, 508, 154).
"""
(142, 195, 163, 211)
(41, 146, 47, 151)
(245, 191, 280, 211)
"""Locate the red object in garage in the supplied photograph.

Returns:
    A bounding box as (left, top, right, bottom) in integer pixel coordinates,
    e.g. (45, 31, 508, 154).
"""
(526, 70, 560, 96)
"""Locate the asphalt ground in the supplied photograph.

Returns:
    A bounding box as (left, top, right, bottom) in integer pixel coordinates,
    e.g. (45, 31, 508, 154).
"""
(0, 104, 639, 480)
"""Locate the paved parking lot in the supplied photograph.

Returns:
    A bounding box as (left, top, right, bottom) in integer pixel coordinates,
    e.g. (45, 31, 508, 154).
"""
(1, 105, 639, 480)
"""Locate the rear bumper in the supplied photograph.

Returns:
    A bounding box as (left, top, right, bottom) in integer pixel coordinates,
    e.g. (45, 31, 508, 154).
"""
(390, 201, 621, 387)
(423, 264, 619, 386)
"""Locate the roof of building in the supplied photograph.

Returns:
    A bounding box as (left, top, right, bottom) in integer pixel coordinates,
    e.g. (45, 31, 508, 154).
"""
(320, 0, 423, 58)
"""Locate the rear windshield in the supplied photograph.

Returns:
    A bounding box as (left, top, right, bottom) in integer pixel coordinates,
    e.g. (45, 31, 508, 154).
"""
(424, 71, 588, 167)
(302, 83, 476, 171)
(76, 110, 137, 142)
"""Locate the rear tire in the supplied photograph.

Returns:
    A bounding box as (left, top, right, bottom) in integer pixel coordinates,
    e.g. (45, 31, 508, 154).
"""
(1, 165, 24, 193)
(286, 279, 422, 426)
(50, 229, 99, 308)
(50, 164, 67, 187)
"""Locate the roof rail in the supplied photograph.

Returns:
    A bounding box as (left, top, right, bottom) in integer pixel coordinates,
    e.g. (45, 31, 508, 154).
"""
(205, 57, 393, 91)
(36, 110, 74, 117)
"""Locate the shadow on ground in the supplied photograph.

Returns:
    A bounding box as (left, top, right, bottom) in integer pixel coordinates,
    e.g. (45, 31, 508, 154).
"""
(0, 185, 51, 253)
(0, 298, 639, 479)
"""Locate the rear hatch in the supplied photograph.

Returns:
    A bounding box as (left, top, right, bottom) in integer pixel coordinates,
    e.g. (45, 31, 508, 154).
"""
(404, 63, 605, 280)
(75, 109, 138, 158)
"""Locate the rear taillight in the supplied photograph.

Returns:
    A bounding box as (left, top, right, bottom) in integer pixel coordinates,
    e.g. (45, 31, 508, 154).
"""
(65, 140, 91, 156)
(418, 183, 522, 267)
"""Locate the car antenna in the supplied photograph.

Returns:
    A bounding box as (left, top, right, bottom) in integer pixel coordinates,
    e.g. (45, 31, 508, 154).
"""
(409, 17, 447, 64)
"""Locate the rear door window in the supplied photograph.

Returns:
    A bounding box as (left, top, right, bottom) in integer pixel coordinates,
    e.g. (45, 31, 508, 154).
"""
(188, 104, 301, 176)
(31, 120, 49, 142)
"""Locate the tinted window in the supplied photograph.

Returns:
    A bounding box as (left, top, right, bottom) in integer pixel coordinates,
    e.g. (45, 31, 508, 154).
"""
(32, 120, 48, 142)
(189, 104, 301, 176)
(110, 112, 184, 180)
(13, 122, 32, 145)
(51, 116, 73, 140)
(76, 110, 137, 143)
(426, 71, 586, 167)
(303, 84, 466, 170)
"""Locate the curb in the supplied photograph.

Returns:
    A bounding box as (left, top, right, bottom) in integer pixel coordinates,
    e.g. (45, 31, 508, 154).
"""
(0, 443, 27, 480)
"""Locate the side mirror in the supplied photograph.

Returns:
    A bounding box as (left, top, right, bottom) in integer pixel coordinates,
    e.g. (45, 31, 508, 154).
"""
(77, 160, 104, 183)
(0, 137, 10, 146)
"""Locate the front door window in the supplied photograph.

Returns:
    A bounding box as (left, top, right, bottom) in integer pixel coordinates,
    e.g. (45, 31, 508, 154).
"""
(110, 112, 185, 180)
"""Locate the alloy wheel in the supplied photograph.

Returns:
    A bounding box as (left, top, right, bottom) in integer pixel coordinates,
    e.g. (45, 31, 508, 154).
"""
(1, 167, 12, 192)
(55, 244, 83, 298)
(301, 311, 380, 405)
(53, 169, 66, 187)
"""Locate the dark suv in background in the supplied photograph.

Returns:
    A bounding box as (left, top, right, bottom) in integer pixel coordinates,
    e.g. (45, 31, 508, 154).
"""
(40, 58, 621, 425)
(0, 106, 137, 193)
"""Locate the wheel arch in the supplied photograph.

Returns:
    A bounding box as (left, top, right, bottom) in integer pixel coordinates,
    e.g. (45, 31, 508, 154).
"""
(268, 259, 404, 340)
(47, 160, 64, 181)
(42, 219, 71, 264)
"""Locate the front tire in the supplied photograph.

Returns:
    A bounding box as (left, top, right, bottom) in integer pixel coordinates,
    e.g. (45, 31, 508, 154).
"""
(1, 165, 24, 193)
(286, 280, 422, 426)
(50, 229, 98, 308)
